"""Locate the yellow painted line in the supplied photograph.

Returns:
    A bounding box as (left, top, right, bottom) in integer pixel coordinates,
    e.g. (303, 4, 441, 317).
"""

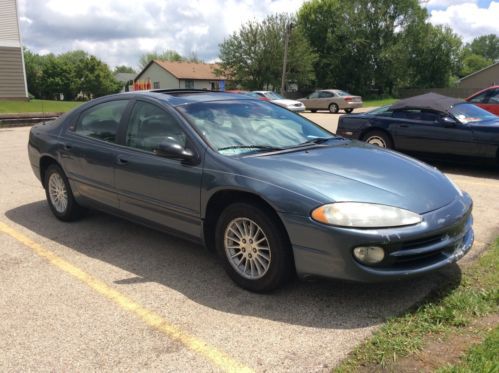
(0, 221, 253, 373)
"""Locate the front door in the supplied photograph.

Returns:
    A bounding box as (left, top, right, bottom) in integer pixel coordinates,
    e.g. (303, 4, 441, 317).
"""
(391, 109, 476, 156)
(114, 99, 204, 237)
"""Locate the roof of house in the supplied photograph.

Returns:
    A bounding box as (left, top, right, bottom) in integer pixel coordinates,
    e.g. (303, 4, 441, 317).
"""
(459, 61, 499, 82)
(137, 60, 226, 81)
(114, 72, 136, 83)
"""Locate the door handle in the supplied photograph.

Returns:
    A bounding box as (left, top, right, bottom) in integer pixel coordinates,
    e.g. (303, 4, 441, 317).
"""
(63, 144, 72, 150)
(116, 155, 129, 165)
(400, 124, 408, 128)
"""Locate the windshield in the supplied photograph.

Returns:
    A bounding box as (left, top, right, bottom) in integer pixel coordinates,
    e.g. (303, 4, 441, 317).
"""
(178, 100, 333, 155)
(367, 105, 392, 115)
(263, 92, 284, 100)
(450, 103, 497, 124)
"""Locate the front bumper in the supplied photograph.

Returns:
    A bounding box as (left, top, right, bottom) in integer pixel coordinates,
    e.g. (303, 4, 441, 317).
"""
(282, 194, 473, 282)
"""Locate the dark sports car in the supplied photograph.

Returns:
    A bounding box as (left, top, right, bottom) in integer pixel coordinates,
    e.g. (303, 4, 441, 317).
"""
(337, 93, 499, 163)
(28, 90, 473, 292)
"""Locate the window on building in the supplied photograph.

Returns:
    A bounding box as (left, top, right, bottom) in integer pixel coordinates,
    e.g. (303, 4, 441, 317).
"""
(185, 80, 194, 89)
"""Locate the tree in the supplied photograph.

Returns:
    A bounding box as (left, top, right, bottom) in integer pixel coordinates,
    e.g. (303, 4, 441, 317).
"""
(23, 49, 121, 100)
(465, 34, 499, 62)
(460, 53, 493, 77)
(137, 49, 201, 69)
(218, 14, 316, 90)
(297, 0, 463, 94)
(113, 65, 136, 74)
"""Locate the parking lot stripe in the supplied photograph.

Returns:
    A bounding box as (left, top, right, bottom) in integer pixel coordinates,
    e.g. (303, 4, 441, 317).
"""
(0, 221, 253, 373)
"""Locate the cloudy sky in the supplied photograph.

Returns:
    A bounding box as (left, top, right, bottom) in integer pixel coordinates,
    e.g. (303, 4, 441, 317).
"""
(18, 0, 499, 70)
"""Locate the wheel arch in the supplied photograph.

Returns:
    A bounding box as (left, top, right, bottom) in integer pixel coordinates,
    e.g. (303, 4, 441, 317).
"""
(203, 189, 292, 254)
(39, 155, 61, 188)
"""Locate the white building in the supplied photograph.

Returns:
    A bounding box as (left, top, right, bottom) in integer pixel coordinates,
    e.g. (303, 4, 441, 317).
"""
(0, 0, 28, 100)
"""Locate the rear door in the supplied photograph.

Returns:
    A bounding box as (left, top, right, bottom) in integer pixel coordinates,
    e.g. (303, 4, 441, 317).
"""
(114, 99, 204, 237)
(61, 99, 131, 208)
(318, 90, 335, 109)
(391, 109, 477, 156)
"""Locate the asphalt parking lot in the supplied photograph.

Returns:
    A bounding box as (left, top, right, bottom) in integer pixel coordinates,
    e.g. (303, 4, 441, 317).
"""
(1, 121, 498, 372)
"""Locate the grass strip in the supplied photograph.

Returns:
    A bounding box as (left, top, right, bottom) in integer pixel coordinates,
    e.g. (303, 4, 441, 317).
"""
(0, 99, 83, 114)
(335, 239, 499, 372)
(362, 98, 397, 107)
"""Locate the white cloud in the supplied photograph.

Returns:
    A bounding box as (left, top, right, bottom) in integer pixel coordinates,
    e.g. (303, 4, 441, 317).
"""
(423, 0, 477, 8)
(18, 0, 307, 69)
(429, 1, 499, 42)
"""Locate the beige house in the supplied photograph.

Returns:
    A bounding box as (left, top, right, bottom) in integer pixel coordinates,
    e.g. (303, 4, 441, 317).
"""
(134, 60, 226, 91)
(0, 0, 28, 100)
(457, 61, 499, 90)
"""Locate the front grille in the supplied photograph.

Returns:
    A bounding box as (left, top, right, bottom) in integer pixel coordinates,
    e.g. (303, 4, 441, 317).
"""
(367, 214, 472, 270)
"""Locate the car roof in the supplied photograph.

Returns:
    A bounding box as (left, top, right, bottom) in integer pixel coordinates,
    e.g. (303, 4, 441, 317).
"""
(390, 93, 464, 113)
(465, 85, 499, 100)
(118, 89, 254, 107)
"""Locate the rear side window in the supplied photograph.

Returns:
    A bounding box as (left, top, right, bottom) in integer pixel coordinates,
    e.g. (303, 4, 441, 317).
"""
(319, 91, 334, 98)
(75, 100, 128, 143)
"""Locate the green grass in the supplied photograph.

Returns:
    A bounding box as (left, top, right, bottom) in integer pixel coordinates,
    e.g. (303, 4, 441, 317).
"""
(0, 99, 83, 114)
(335, 239, 499, 372)
(437, 326, 499, 373)
(363, 98, 397, 107)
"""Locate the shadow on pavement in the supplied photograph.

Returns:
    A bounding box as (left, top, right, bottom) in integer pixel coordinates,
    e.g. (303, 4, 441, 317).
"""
(6, 201, 462, 329)
(418, 159, 499, 181)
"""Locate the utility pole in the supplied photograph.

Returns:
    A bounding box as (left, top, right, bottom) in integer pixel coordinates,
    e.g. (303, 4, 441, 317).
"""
(280, 22, 293, 96)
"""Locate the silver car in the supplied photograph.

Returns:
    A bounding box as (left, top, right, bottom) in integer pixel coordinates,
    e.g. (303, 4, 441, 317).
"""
(299, 89, 363, 113)
(252, 91, 306, 112)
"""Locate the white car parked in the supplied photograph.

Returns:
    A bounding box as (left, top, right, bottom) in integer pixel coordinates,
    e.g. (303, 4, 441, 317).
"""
(252, 91, 306, 112)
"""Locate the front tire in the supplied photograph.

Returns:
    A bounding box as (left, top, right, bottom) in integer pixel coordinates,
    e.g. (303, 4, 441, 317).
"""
(215, 202, 293, 292)
(344, 108, 354, 114)
(44, 164, 84, 221)
(328, 103, 339, 114)
(363, 130, 393, 149)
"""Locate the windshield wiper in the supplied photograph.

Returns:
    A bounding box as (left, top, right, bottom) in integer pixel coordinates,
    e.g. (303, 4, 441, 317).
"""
(217, 145, 284, 152)
(296, 136, 341, 146)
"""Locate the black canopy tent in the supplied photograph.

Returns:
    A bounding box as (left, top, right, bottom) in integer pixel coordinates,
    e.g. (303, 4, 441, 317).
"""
(389, 93, 464, 113)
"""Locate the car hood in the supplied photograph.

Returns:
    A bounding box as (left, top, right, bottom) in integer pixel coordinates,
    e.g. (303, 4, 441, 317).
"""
(272, 99, 303, 106)
(238, 141, 458, 214)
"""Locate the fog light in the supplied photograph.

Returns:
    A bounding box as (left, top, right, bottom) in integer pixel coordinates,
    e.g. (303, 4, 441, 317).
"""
(353, 246, 385, 264)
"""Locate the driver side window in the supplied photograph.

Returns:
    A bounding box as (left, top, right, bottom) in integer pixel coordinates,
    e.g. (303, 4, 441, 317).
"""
(126, 101, 187, 153)
(308, 92, 319, 99)
(469, 92, 489, 103)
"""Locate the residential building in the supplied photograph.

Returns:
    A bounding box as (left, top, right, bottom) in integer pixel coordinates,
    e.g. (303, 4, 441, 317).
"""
(457, 61, 499, 90)
(134, 60, 226, 91)
(0, 0, 28, 100)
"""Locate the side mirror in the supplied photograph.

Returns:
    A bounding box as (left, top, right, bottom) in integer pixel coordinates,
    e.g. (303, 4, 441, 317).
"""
(154, 138, 195, 162)
(441, 116, 457, 127)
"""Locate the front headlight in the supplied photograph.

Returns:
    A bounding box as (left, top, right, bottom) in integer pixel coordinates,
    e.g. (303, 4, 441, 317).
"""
(311, 202, 422, 228)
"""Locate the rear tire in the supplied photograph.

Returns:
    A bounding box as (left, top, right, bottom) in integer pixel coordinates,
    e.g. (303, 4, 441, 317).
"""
(344, 108, 354, 114)
(215, 202, 293, 292)
(363, 130, 393, 149)
(44, 164, 84, 221)
(310, 109, 317, 113)
(328, 103, 339, 114)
